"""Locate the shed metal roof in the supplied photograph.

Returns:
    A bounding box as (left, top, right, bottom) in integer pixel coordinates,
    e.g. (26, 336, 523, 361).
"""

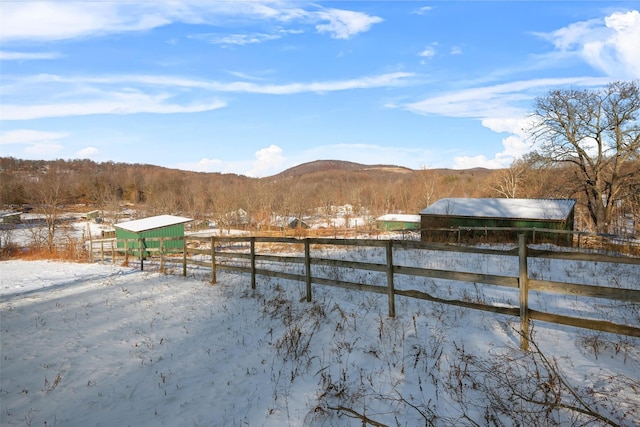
(115, 215, 192, 233)
(419, 198, 575, 221)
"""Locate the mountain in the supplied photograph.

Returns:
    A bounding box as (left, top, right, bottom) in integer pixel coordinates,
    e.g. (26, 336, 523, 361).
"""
(271, 160, 415, 179)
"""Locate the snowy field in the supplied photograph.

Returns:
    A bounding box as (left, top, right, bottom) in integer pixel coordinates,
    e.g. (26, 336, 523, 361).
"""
(1, 254, 639, 426)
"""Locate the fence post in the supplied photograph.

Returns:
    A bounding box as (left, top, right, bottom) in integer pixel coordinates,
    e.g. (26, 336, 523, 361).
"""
(100, 240, 104, 264)
(182, 237, 187, 276)
(305, 238, 312, 302)
(386, 239, 396, 318)
(250, 237, 256, 290)
(159, 237, 164, 273)
(111, 239, 115, 265)
(211, 236, 217, 284)
(139, 238, 144, 271)
(518, 233, 530, 351)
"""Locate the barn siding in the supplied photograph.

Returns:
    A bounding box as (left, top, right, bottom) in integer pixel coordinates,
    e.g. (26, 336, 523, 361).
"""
(376, 220, 420, 231)
(116, 223, 185, 256)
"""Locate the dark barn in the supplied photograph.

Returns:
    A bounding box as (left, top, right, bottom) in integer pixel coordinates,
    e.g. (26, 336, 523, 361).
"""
(420, 198, 576, 244)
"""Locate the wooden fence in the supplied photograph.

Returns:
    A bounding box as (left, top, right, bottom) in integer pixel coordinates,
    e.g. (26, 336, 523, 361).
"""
(88, 235, 640, 349)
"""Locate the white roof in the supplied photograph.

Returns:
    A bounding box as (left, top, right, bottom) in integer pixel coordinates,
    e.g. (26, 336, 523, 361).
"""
(419, 198, 575, 221)
(377, 214, 420, 222)
(115, 215, 192, 233)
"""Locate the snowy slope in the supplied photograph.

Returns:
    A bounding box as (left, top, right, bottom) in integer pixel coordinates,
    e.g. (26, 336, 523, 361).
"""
(1, 258, 639, 426)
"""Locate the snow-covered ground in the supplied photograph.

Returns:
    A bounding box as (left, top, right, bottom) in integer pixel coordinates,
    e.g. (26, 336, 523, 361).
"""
(1, 250, 639, 426)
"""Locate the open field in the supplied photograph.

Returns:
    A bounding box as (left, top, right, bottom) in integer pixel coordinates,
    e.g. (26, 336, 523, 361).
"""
(1, 254, 639, 426)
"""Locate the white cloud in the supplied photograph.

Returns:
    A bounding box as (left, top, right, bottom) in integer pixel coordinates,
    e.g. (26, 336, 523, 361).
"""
(0, 129, 68, 145)
(453, 134, 532, 169)
(190, 32, 281, 46)
(422, 9, 640, 170)
(538, 10, 640, 79)
(24, 142, 64, 156)
(450, 46, 462, 55)
(315, 8, 383, 39)
(0, 1, 381, 42)
(0, 51, 61, 60)
(176, 157, 224, 173)
(405, 77, 608, 119)
(418, 46, 436, 58)
(0, 1, 218, 42)
(405, 78, 610, 169)
(1, 91, 227, 121)
(412, 6, 433, 15)
(481, 117, 530, 136)
(246, 145, 286, 177)
(1, 72, 413, 121)
(76, 147, 99, 158)
(453, 154, 501, 169)
(19, 71, 414, 94)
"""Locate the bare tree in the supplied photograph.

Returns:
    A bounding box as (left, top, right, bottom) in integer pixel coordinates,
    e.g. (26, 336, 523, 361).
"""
(530, 81, 640, 233)
(489, 161, 526, 198)
(34, 164, 66, 252)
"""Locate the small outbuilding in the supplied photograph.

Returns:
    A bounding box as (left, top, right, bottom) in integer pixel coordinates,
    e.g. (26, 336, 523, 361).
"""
(286, 217, 310, 229)
(115, 215, 192, 256)
(420, 198, 576, 244)
(2, 212, 22, 224)
(376, 214, 420, 231)
(85, 210, 101, 220)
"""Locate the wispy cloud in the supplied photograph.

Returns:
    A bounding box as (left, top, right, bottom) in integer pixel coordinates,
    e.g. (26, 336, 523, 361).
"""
(76, 147, 99, 159)
(176, 157, 224, 173)
(1, 91, 227, 121)
(0, 129, 69, 158)
(412, 6, 433, 16)
(190, 32, 282, 46)
(24, 142, 64, 156)
(0, 1, 382, 42)
(1, 70, 413, 121)
(405, 77, 608, 120)
(0, 129, 68, 145)
(0, 50, 61, 60)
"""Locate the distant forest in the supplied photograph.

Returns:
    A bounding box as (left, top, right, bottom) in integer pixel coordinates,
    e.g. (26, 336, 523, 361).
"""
(1, 156, 638, 235)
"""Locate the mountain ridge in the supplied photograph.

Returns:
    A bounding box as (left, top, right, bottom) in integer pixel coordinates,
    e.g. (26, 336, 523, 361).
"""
(270, 160, 417, 179)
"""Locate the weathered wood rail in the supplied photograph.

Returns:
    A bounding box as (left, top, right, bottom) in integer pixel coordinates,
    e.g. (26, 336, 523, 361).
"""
(87, 235, 640, 348)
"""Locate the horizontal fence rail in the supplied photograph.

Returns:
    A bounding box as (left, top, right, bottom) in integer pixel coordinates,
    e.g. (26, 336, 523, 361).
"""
(87, 234, 640, 348)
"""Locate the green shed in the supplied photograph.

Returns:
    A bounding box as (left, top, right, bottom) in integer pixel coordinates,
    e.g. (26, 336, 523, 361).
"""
(2, 212, 22, 224)
(115, 215, 192, 256)
(376, 214, 420, 231)
(420, 198, 576, 244)
(85, 210, 101, 220)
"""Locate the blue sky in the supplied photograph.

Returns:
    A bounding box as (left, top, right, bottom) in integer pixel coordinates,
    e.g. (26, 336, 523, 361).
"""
(1, 1, 639, 177)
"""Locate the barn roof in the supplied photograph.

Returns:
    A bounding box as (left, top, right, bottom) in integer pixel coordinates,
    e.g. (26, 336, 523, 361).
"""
(115, 215, 192, 233)
(419, 198, 575, 221)
(377, 214, 420, 222)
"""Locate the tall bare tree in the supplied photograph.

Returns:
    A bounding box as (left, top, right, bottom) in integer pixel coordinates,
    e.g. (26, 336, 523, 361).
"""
(34, 164, 67, 252)
(530, 81, 640, 233)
